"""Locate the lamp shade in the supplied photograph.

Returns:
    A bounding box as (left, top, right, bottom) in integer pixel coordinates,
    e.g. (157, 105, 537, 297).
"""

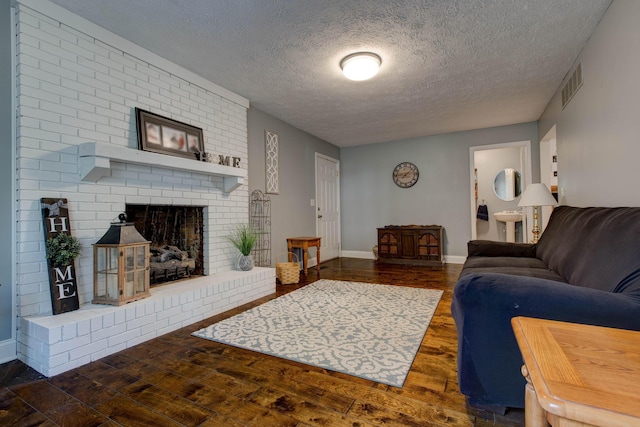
(517, 183, 558, 207)
(340, 52, 381, 81)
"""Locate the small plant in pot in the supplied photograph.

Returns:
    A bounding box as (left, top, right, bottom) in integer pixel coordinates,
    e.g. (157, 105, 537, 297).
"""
(225, 223, 258, 271)
(45, 233, 82, 268)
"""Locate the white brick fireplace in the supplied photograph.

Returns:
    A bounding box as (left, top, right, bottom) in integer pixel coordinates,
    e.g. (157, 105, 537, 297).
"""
(14, 1, 275, 376)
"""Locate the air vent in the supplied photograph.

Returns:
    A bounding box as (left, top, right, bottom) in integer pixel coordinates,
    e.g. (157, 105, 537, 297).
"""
(561, 63, 583, 109)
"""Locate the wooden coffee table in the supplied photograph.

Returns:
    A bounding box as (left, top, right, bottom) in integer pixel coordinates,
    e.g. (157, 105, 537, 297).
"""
(511, 316, 640, 427)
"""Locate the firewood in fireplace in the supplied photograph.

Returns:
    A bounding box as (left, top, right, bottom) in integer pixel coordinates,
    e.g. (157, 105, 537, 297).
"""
(150, 245, 189, 263)
(149, 245, 196, 284)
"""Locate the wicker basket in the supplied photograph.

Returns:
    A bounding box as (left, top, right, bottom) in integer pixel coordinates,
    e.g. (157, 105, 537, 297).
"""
(276, 252, 300, 284)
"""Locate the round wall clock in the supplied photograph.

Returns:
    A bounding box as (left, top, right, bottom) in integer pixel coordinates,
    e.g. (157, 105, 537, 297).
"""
(392, 162, 419, 188)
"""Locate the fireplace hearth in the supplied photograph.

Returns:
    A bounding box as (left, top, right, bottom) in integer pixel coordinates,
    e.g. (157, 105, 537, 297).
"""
(126, 205, 205, 284)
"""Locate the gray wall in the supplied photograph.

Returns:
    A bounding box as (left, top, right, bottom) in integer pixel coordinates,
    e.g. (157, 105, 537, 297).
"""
(247, 107, 340, 266)
(1, 0, 13, 342)
(340, 122, 538, 258)
(539, 0, 639, 206)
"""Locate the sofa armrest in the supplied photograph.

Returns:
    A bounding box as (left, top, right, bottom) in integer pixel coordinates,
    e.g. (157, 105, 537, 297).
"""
(451, 273, 640, 408)
(467, 240, 536, 257)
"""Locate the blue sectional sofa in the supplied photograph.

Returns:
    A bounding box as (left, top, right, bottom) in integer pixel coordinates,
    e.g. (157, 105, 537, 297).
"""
(451, 206, 640, 412)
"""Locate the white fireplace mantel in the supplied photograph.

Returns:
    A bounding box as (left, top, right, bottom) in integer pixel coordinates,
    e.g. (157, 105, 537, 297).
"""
(78, 142, 246, 193)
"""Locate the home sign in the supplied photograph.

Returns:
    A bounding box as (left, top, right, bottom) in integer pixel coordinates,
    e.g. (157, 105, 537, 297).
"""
(41, 198, 80, 315)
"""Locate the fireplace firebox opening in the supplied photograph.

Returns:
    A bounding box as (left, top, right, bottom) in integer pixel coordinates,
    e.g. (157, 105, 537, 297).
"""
(125, 204, 205, 285)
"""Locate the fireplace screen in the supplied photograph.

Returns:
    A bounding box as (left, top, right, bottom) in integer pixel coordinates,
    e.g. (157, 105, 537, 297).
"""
(126, 205, 204, 284)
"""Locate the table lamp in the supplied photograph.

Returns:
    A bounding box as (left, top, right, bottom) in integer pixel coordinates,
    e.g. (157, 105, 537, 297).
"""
(517, 183, 558, 243)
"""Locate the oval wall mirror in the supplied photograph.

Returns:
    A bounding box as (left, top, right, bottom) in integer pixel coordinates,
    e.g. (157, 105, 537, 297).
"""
(493, 168, 522, 201)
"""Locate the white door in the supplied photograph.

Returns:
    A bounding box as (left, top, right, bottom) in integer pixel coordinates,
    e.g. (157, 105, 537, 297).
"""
(316, 154, 340, 261)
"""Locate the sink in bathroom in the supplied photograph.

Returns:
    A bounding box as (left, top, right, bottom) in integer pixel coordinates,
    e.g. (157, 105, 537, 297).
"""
(493, 211, 523, 242)
(493, 211, 524, 222)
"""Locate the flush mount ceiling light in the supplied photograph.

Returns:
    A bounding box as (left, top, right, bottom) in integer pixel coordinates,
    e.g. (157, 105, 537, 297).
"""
(340, 52, 381, 81)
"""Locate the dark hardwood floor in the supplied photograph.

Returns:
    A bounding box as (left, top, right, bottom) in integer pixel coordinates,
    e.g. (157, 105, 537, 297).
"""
(0, 258, 523, 426)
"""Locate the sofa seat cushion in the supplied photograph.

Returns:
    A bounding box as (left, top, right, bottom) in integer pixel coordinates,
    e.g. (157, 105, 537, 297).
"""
(460, 266, 566, 282)
(461, 256, 566, 282)
(463, 256, 548, 270)
(467, 240, 536, 258)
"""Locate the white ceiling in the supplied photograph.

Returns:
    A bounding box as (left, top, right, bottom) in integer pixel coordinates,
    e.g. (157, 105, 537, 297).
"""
(48, 0, 612, 147)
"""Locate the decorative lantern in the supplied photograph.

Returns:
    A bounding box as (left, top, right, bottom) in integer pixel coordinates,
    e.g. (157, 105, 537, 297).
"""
(93, 213, 150, 306)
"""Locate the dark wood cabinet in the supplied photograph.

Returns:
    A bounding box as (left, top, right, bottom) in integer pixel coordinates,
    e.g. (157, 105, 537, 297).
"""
(377, 225, 444, 266)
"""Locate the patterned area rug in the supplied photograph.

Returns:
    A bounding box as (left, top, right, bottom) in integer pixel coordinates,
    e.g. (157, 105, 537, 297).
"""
(192, 279, 443, 387)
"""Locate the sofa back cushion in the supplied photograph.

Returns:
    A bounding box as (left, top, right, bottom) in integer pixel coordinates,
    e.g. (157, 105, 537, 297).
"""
(536, 206, 640, 294)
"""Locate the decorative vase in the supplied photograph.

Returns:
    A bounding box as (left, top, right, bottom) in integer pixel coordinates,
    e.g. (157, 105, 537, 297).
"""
(237, 254, 254, 271)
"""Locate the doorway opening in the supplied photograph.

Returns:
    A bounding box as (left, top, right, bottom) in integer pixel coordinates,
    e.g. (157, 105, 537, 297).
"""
(469, 141, 532, 243)
(539, 125, 558, 228)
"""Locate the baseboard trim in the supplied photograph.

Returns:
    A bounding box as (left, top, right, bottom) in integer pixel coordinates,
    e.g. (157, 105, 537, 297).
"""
(0, 338, 17, 364)
(339, 251, 466, 264)
(340, 250, 376, 260)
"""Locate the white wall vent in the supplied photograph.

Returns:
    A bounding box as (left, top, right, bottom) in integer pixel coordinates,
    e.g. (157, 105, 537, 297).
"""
(561, 63, 583, 109)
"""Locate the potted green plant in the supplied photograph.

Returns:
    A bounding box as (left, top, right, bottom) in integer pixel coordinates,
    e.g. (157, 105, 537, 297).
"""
(45, 233, 82, 268)
(225, 223, 258, 271)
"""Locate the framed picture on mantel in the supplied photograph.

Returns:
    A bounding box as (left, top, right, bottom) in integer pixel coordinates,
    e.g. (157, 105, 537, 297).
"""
(135, 107, 204, 160)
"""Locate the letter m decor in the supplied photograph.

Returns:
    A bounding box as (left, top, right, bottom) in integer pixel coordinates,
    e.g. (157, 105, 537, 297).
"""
(41, 198, 80, 315)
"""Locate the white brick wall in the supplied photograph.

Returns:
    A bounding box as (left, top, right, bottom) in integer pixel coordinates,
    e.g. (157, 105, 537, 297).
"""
(15, 4, 250, 317)
(14, 2, 275, 375)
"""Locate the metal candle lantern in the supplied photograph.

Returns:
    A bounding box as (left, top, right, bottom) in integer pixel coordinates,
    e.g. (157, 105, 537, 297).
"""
(92, 213, 150, 306)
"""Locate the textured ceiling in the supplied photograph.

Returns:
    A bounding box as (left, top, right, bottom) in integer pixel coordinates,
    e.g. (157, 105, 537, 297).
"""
(48, 0, 611, 147)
